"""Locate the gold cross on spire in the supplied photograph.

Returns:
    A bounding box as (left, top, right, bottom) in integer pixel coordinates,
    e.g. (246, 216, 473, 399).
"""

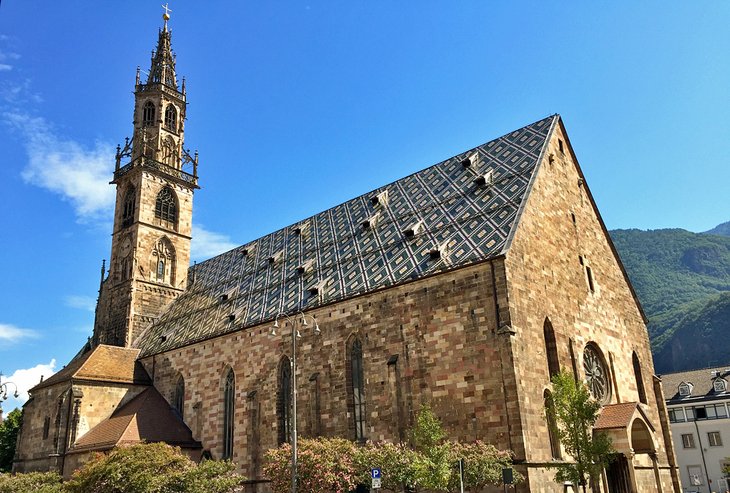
(162, 3, 172, 24)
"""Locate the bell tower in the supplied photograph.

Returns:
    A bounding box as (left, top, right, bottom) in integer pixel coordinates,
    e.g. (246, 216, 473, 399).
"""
(93, 10, 199, 348)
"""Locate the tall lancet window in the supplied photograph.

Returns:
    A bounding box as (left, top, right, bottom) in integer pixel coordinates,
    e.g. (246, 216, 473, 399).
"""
(632, 352, 647, 404)
(544, 319, 560, 379)
(173, 375, 185, 417)
(222, 368, 235, 460)
(122, 187, 135, 227)
(164, 104, 177, 132)
(155, 187, 178, 228)
(349, 338, 366, 442)
(277, 357, 292, 444)
(544, 390, 562, 459)
(143, 101, 155, 126)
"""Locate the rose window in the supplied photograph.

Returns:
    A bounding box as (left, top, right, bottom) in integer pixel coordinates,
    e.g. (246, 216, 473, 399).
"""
(583, 344, 610, 404)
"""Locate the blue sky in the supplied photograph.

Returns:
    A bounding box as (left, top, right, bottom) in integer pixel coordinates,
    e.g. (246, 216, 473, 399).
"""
(0, 2, 728, 412)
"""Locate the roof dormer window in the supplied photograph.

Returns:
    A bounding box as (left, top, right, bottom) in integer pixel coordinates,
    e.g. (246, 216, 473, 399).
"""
(461, 152, 479, 168)
(474, 170, 494, 186)
(362, 212, 381, 230)
(370, 190, 389, 208)
(403, 220, 423, 238)
(678, 382, 693, 397)
(713, 378, 727, 393)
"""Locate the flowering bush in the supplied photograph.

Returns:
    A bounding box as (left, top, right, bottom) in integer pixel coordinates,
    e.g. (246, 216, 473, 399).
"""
(0, 471, 63, 493)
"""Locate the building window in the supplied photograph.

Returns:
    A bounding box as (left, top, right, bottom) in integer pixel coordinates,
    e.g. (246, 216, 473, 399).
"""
(164, 104, 177, 132)
(150, 237, 176, 285)
(222, 368, 235, 460)
(586, 266, 595, 293)
(349, 338, 366, 442)
(162, 136, 179, 167)
(155, 187, 178, 226)
(143, 101, 155, 126)
(157, 259, 165, 281)
(632, 352, 647, 404)
(544, 390, 561, 459)
(173, 375, 185, 417)
(583, 343, 611, 404)
(682, 433, 696, 449)
(714, 378, 727, 393)
(678, 382, 692, 397)
(708, 431, 723, 447)
(543, 319, 560, 379)
(277, 357, 292, 445)
(668, 408, 686, 423)
(558, 139, 564, 154)
(42, 416, 50, 440)
(122, 187, 135, 227)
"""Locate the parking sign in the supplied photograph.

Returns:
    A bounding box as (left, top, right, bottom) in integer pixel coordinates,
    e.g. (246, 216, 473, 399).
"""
(371, 468, 381, 479)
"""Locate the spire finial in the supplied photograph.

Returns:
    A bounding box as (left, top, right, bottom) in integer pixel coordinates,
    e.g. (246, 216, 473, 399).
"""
(162, 3, 172, 29)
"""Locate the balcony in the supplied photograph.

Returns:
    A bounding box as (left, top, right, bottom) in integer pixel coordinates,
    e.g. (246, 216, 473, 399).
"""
(114, 156, 198, 188)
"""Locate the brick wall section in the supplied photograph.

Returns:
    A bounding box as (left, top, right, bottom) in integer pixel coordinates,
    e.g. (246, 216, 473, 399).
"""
(504, 122, 676, 491)
(140, 260, 520, 480)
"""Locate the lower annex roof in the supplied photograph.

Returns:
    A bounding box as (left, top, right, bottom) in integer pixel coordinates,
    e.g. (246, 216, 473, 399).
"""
(134, 115, 558, 356)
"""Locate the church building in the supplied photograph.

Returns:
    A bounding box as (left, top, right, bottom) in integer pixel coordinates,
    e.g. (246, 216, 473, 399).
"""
(14, 14, 680, 493)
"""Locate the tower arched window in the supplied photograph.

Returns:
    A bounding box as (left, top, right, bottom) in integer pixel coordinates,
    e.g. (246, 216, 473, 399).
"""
(164, 104, 177, 132)
(122, 187, 135, 227)
(173, 375, 185, 417)
(348, 338, 366, 442)
(633, 352, 647, 404)
(544, 390, 562, 459)
(277, 356, 292, 445)
(544, 318, 560, 380)
(150, 237, 176, 285)
(157, 259, 165, 281)
(162, 136, 179, 167)
(155, 187, 178, 227)
(222, 368, 235, 460)
(143, 101, 155, 126)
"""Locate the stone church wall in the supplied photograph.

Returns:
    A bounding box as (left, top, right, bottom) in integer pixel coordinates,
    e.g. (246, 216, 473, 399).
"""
(140, 259, 519, 481)
(504, 123, 675, 491)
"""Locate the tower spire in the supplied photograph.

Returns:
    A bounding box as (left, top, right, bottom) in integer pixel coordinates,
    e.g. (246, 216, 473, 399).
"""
(148, 4, 177, 88)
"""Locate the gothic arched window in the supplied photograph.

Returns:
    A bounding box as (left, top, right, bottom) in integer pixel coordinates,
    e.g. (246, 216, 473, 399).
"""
(277, 357, 292, 445)
(143, 101, 155, 126)
(633, 352, 647, 404)
(544, 319, 560, 380)
(162, 136, 179, 167)
(173, 375, 185, 417)
(544, 390, 561, 459)
(150, 237, 176, 285)
(155, 187, 178, 227)
(349, 338, 366, 441)
(222, 368, 235, 460)
(122, 187, 135, 227)
(164, 104, 177, 132)
(583, 343, 611, 405)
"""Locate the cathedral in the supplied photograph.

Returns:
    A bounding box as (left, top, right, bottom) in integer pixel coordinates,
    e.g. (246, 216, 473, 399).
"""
(14, 14, 681, 493)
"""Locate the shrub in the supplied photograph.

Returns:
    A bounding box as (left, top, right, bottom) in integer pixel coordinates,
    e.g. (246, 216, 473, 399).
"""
(0, 471, 63, 493)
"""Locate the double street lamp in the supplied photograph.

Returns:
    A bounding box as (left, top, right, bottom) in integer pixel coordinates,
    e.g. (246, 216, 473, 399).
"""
(270, 312, 320, 493)
(0, 373, 19, 422)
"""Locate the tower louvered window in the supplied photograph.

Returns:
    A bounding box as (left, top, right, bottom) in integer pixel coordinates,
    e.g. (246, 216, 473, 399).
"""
(350, 339, 366, 442)
(222, 369, 235, 460)
(164, 105, 177, 132)
(277, 357, 292, 444)
(155, 187, 178, 226)
(143, 101, 155, 126)
(544, 319, 560, 379)
(122, 187, 135, 227)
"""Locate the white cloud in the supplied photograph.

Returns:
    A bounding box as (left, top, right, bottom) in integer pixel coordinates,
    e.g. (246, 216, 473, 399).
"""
(0, 64, 11, 72)
(4, 112, 115, 222)
(0, 323, 37, 343)
(191, 224, 237, 260)
(3, 359, 57, 408)
(65, 295, 96, 312)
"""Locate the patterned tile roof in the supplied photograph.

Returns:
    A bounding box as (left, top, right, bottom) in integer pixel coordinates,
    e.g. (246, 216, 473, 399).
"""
(135, 115, 558, 356)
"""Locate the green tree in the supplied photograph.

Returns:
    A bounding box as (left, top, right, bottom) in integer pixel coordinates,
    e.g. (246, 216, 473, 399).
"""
(0, 471, 63, 493)
(0, 409, 22, 473)
(64, 442, 246, 493)
(549, 371, 614, 493)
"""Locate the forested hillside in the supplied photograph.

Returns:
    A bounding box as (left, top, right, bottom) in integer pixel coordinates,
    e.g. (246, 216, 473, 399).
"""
(610, 227, 730, 373)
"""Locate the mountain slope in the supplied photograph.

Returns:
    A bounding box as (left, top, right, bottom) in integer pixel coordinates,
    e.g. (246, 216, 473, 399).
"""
(610, 227, 730, 372)
(705, 221, 730, 237)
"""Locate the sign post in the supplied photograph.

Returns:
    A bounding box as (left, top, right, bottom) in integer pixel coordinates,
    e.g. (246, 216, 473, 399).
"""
(371, 468, 382, 490)
(502, 467, 513, 493)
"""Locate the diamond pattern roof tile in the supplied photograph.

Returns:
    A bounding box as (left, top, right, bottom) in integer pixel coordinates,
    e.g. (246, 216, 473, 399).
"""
(135, 115, 558, 356)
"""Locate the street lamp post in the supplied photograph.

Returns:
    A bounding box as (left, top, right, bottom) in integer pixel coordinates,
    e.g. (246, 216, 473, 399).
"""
(270, 312, 320, 493)
(0, 372, 20, 421)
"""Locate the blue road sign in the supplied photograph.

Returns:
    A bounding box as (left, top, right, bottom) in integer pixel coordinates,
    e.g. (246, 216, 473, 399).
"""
(371, 468, 382, 479)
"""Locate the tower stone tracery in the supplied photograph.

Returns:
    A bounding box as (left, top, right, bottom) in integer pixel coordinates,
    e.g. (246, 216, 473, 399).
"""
(93, 14, 198, 348)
